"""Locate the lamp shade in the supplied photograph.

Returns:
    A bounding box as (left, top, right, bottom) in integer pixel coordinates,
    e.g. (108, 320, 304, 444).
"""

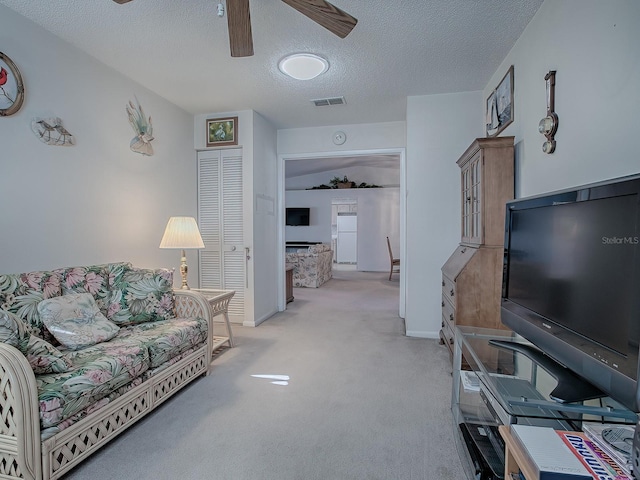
(159, 217, 205, 249)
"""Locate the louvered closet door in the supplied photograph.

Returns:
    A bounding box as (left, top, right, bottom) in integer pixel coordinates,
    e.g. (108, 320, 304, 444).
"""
(198, 149, 245, 321)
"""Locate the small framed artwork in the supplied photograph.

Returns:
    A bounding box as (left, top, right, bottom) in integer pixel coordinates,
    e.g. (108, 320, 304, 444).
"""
(206, 116, 238, 147)
(486, 65, 514, 137)
(0, 51, 25, 117)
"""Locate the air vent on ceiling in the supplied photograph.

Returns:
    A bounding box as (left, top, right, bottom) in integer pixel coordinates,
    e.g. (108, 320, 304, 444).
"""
(311, 96, 346, 107)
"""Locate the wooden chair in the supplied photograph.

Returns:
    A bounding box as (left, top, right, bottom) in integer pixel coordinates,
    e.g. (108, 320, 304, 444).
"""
(386, 236, 400, 280)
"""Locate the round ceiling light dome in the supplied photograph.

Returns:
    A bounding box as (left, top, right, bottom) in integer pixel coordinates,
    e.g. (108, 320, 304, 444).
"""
(278, 53, 329, 80)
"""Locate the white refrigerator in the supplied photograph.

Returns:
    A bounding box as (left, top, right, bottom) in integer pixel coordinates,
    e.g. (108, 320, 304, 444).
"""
(337, 214, 357, 263)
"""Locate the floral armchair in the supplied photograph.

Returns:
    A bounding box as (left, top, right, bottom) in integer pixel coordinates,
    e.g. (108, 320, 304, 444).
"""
(285, 243, 333, 288)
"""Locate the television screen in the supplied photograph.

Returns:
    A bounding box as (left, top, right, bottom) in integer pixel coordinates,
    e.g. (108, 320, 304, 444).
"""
(507, 195, 639, 356)
(501, 174, 640, 411)
(286, 208, 310, 226)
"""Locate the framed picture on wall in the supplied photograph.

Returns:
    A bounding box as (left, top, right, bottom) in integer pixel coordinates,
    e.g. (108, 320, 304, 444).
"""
(486, 65, 514, 137)
(206, 116, 238, 147)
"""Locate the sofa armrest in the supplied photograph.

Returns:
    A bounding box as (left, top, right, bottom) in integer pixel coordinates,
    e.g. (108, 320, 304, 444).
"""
(0, 343, 42, 480)
(173, 290, 214, 372)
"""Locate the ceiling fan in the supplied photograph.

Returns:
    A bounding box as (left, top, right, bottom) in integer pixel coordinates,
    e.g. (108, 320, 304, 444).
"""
(112, 0, 358, 58)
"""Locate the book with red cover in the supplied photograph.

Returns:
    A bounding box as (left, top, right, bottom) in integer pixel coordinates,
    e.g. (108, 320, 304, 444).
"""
(555, 431, 631, 480)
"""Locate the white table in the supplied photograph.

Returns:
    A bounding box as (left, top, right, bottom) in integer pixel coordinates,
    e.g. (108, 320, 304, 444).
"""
(192, 289, 235, 353)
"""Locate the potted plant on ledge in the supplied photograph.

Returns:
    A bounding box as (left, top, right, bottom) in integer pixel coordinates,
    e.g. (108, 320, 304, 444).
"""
(330, 176, 355, 189)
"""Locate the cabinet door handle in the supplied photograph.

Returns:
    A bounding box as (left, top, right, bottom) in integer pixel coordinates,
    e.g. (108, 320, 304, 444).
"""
(442, 280, 445, 287)
(449, 313, 454, 321)
(450, 289, 454, 296)
(441, 301, 445, 307)
(449, 337, 454, 345)
(441, 320, 445, 328)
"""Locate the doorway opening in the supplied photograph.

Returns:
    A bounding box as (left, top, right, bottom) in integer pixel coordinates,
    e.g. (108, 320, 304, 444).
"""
(277, 148, 406, 320)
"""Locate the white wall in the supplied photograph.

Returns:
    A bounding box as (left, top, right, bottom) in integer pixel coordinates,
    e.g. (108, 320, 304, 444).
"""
(285, 188, 400, 271)
(355, 188, 401, 271)
(278, 122, 406, 155)
(251, 111, 279, 326)
(285, 191, 333, 244)
(483, 0, 640, 198)
(0, 5, 197, 286)
(405, 92, 483, 338)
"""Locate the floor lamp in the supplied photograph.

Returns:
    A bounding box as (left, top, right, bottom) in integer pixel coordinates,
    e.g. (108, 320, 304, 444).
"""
(159, 216, 205, 289)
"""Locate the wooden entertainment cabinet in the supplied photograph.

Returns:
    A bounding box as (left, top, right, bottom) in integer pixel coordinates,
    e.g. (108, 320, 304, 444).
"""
(440, 137, 515, 360)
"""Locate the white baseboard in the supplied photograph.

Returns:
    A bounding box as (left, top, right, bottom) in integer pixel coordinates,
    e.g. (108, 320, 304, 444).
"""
(405, 330, 440, 339)
(243, 309, 278, 327)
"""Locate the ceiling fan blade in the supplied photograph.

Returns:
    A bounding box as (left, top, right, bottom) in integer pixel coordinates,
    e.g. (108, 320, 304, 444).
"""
(227, 0, 254, 57)
(112, 0, 134, 4)
(281, 0, 357, 39)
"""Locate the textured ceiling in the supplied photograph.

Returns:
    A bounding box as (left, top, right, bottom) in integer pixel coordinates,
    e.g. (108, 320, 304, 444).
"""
(0, 0, 543, 129)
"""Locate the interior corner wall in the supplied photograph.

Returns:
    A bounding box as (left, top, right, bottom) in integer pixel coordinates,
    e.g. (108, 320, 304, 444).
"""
(193, 109, 280, 326)
(251, 111, 278, 326)
(0, 5, 196, 285)
(482, 0, 640, 198)
(193, 109, 257, 323)
(405, 91, 483, 338)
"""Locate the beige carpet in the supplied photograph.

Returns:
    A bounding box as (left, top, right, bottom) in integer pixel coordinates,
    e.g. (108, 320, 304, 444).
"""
(65, 271, 466, 479)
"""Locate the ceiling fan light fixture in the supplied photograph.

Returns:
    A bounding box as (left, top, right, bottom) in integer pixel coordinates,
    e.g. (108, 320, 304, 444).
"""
(278, 53, 329, 80)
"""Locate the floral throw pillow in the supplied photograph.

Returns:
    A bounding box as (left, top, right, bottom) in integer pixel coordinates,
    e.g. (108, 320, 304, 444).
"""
(0, 310, 72, 373)
(0, 270, 62, 340)
(0, 309, 31, 355)
(38, 293, 120, 350)
(25, 336, 73, 374)
(107, 267, 175, 325)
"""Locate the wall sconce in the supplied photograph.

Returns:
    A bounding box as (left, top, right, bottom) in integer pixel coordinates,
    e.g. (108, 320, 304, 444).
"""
(538, 70, 558, 154)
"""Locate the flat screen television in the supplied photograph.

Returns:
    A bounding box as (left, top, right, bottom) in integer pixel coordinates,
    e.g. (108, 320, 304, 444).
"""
(286, 207, 310, 226)
(501, 173, 640, 412)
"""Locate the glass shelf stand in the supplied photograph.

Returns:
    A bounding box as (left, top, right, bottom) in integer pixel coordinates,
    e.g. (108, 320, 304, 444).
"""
(451, 325, 637, 480)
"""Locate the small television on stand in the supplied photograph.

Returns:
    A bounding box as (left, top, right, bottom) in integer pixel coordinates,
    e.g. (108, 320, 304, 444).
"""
(500, 173, 640, 412)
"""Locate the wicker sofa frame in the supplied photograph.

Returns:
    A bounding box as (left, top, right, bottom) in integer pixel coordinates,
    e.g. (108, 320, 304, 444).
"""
(0, 290, 214, 480)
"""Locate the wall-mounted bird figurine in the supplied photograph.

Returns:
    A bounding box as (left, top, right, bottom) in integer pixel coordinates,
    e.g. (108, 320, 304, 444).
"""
(126, 97, 154, 156)
(31, 117, 75, 146)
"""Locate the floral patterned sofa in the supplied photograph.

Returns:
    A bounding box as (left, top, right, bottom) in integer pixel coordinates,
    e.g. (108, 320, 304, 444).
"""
(285, 244, 333, 288)
(0, 262, 214, 480)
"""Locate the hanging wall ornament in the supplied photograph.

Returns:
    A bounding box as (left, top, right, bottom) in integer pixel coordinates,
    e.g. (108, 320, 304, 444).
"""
(31, 117, 75, 146)
(0, 51, 25, 117)
(126, 97, 154, 156)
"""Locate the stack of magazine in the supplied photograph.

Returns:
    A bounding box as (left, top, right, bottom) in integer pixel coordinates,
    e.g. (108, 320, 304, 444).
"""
(582, 422, 634, 476)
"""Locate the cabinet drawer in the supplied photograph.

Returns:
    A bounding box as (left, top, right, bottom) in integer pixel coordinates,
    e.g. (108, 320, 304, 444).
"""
(439, 323, 454, 360)
(440, 314, 455, 346)
(442, 275, 456, 303)
(442, 295, 455, 327)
